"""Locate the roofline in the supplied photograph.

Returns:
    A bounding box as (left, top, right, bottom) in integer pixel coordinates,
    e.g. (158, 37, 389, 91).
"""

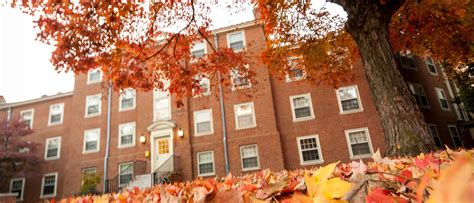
(0, 92, 73, 109)
(212, 20, 263, 34)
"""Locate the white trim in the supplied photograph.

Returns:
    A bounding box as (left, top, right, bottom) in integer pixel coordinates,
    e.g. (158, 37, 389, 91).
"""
(230, 65, 252, 91)
(40, 172, 58, 198)
(425, 57, 438, 76)
(226, 30, 246, 52)
(212, 20, 260, 34)
(434, 87, 450, 111)
(86, 69, 103, 84)
(82, 128, 101, 154)
(427, 123, 442, 147)
(0, 92, 73, 109)
(289, 93, 315, 122)
(119, 88, 136, 112)
(335, 85, 364, 114)
(118, 122, 136, 148)
(344, 127, 374, 160)
(10, 177, 25, 201)
(296, 135, 324, 165)
(150, 128, 174, 172)
(81, 167, 97, 174)
(193, 109, 214, 136)
(44, 136, 61, 160)
(240, 144, 260, 172)
(118, 162, 133, 187)
(233, 102, 257, 130)
(20, 108, 34, 129)
(447, 124, 461, 147)
(48, 103, 64, 126)
(197, 151, 215, 177)
(85, 94, 102, 118)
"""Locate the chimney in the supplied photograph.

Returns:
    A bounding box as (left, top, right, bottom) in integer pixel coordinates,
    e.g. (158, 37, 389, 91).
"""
(253, 7, 262, 21)
(0, 96, 5, 105)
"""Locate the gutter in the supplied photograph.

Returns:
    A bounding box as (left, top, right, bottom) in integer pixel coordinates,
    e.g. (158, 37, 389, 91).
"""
(214, 33, 230, 175)
(103, 79, 113, 192)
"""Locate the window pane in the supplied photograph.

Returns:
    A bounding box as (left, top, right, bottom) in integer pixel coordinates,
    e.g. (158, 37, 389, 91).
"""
(351, 143, 371, 156)
(196, 111, 211, 122)
(157, 139, 169, 154)
(199, 163, 214, 174)
(440, 99, 449, 109)
(155, 97, 170, 120)
(349, 131, 368, 144)
(198, 152, 212, 163)
(293, 97, 310, 108)
(428, 64, 436, 73)
(197, 121, 211, 133)
(338, 88, 357, 101)
(238, 114, 253, 128)
(42, 175, 56, 195)
(236, 105, 252, 116)
(120, 89, 135, 109)
(341, 99, 360, 111)
(300, 138, 318, 150)
(295, 107, 311, 118)
(302, 149, 320, 162)
(47, 148, 58, 158)
(241, 146, 257, 157)
(121, 134, 133, 145)
(243, 157, 258, 168)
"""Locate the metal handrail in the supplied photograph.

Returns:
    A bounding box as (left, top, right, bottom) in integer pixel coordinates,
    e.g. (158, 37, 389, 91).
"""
(152, 155, 180, 185)
(104, 160, 146, 193)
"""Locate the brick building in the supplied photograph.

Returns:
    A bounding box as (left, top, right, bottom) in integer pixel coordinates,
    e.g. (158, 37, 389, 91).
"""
(1, 21, 471, 202)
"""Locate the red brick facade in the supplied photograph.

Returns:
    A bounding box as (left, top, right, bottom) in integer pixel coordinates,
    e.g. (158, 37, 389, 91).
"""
(0, 22, 471, 202)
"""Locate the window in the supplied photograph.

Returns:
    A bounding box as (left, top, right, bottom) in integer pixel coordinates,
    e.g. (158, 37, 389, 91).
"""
(87, 69, 102, 84)
(286, 57, 305, 82)
(41, 172, 58, 198)
(227, 31, 245, 52)
(240, 145, 260, 171)
(45, 136, 61, 160)
(290, 93, 315, 122)
(345, 128, 373, 159)
(20, 109, 34, 129)
(119, 88, 136, 111)
(85, 94, 101, 117)
(399, 53, 416, 70)
(10, 178, 25, 201)
(408, 83, 429, 108)
(82, 167, 97, 175)
(83, 128, 100, 153)
(119, 122, 136, 148)
(234, 102, 257, 130)
(435, 88, 450, 110)
(336, 85, 363, 114)
(48, 103, 64, 125)
(191, 41, 207, 58)
(426, 57, 437, 75)
(194, 109, 214, 136)
(197, 151, 215, 176)
(154, 89, 171, 121)
(427, 124, 442, 148)
(194, 77, 211, 97)
(447, 125, 462, 147)
(297, 135, 323, 165)
(118, 162, 133, 187)
(231, 66, 251, 90)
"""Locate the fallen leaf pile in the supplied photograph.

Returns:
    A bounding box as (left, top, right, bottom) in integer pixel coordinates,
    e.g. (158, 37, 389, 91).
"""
(57, 148, 473, 203)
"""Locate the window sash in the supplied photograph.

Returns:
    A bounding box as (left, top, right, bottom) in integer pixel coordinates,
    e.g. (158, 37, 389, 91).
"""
(119, 163, 133, 186)
(428, 125, 442, 148)
(88, 70, 102, 83)
(299, 137, 321, 162)
(10, 179, 24, 200)
(46, 138, 60, 158)
(198, 152, 214, 175)
(154, 97, 171, 120)
(42, 175, 56, 196)
(49, 105, 63, 124)
(241, 145, 259, 169)
(120, 89, 135, 109)
(119, 124, 135, 146)
(347, 130, 371, 157)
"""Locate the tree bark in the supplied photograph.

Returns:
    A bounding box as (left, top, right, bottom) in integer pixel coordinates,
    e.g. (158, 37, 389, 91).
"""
(342, 1, 434, 156)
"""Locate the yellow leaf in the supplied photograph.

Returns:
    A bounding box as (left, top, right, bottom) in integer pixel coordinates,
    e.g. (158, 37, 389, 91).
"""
(305, 161, 340, 198)
(321, 178, 352, 200)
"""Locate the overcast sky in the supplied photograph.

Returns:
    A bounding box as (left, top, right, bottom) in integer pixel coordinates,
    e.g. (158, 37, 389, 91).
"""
(0, 2, 344, 103)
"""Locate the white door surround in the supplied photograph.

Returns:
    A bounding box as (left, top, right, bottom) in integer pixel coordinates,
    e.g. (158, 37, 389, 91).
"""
(147, 121, 176, 172)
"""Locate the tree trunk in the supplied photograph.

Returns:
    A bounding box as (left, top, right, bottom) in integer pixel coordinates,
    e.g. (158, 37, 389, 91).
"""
(342, 1, 434, 156)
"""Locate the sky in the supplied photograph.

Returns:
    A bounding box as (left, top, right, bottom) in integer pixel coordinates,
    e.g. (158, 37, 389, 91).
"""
(0, 2, 344, 103)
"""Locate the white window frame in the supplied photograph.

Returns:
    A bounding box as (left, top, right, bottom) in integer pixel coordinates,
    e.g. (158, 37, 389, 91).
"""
(285, 57, 305, 82)
(197, 151, 215, 177)
(118, 122, 136, 148)
(296, 135, 324, 165)
(44, 136, 61, 160)
(335, 85, 364, 114)
(85, 94, 102, 117)
(447, 124, 462, 147)
(289, 93, 315, 122)
(20, 108, 34, 129)
(10, 178, 25, 201)
(408, 82, 430, 108)
(40, 172, 58, 198)
(191, 40, 207, 59)
(435, 87, 450, 111)
(240, 144, 261, 172)
(427, 124, 442, 148)
(48, 103, 64, 126)
(193, 77, 211, 97)
(344, 127, 374, 159)
(426, 57, 438, 75)
(83, 128, 100, 154)
(226, 30, 246, 52)
(87, 69, 103, 84)
(119, 88, 136, 112)
(118, 162, 133, 187)
(82, 167, 97, 175)
(153, 88, 171, 121)
(233, 102, 257, 130)
(193, 109, 214, 136)
(230, 65, 252, 90)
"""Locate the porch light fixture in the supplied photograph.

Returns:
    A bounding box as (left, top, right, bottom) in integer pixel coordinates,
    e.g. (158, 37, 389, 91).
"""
(139, 133, 146, 144)
(177, 128, 184, 137)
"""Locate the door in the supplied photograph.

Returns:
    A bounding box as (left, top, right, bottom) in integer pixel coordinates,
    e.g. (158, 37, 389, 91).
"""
(152, 135, 173, 172)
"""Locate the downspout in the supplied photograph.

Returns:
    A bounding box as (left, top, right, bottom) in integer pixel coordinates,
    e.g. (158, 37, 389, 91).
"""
(103, 79, 113, 192)
(7, 107, 12, 121)
(214, 33, 230, 174)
